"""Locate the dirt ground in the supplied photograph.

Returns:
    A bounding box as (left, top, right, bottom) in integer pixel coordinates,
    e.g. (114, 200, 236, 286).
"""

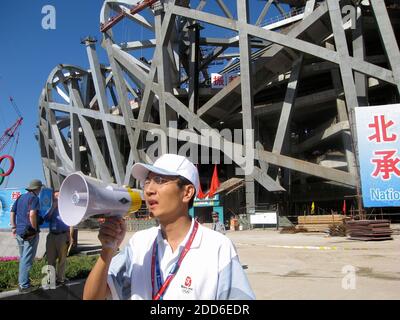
(75, 225, 400, 300)
(228, 228, 400, 300)
(2, 224, 399, 300)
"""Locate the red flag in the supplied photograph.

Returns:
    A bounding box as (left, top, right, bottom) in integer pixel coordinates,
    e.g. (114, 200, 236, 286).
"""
(342, 200, 347, 214)
(207, 164, 220, 198)
(196, 165, 207, 199)
(197, 181, 208, 199)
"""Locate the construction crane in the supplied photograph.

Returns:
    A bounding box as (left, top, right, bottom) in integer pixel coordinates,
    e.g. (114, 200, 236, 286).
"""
(100, 0, 158, 33)
(0, 116, 23, 152)
(0, 96, 23, 180)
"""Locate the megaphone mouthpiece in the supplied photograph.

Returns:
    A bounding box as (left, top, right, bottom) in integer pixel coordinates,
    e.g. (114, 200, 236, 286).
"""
(71, 191, 88, 206)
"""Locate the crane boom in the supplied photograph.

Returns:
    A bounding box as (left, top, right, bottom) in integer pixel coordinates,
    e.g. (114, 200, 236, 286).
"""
(100, 0, 158, 33)
(0, 117, 23, 152)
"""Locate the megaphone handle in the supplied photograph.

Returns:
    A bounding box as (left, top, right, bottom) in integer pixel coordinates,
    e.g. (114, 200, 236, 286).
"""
(103, 239, 118, 250)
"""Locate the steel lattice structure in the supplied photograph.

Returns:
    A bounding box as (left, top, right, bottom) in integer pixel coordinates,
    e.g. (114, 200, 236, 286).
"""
(38, 0, 400, 215)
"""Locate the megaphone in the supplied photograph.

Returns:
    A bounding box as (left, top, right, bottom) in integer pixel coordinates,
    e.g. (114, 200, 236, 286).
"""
(59, 172, 143, 226)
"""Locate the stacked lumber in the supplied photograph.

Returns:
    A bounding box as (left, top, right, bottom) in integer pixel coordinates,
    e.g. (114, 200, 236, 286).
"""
(346, 220, 393, 241)
(297, 215, 345, 232)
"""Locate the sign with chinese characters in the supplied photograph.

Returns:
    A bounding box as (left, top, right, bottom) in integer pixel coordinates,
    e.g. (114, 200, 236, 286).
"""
(0, 188, 52, 229)
(211, 73, 239, 89)
(0, 188, 25, 229)
(355, 104, 400, 207)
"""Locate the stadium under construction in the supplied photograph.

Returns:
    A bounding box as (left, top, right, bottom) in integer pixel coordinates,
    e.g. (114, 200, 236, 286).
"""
(37, 0, 400, 224)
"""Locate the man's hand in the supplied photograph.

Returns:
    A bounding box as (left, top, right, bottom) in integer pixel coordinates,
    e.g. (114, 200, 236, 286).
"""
(98, 217, 126, 252)
(29, 210, 38, 231)
(10, 212, 17, 237)
(83, 218, 124, 300)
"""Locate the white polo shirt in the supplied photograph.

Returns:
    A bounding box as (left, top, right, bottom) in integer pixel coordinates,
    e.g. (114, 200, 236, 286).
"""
(107, 218, 255, 300)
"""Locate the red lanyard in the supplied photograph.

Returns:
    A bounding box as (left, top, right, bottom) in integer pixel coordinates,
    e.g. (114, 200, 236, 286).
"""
(151, 220, 199, 300)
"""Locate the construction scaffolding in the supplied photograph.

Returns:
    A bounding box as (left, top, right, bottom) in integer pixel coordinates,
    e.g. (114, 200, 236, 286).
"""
(37, 0, 400, 219)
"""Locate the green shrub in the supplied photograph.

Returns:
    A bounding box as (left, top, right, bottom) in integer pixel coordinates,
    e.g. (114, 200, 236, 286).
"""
(0, 255, 98, 292)
(0, 260, 19, 291)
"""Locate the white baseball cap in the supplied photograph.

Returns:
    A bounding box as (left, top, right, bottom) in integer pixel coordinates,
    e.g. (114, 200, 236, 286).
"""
(131, 154, 199, 196)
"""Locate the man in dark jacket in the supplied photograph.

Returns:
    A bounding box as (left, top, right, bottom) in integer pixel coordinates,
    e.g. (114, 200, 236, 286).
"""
(10, 179, 43, 292)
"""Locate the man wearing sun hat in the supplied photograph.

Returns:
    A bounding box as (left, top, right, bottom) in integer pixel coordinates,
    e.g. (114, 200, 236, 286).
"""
(10, 179, 43, 293)
(83, 153, 255, 300)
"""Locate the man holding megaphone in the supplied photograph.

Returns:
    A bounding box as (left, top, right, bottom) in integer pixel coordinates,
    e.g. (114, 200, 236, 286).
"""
(82, 154, 255, 300)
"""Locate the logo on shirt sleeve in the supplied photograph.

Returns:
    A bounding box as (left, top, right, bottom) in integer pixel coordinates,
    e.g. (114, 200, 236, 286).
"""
(181, 276, 193, 294)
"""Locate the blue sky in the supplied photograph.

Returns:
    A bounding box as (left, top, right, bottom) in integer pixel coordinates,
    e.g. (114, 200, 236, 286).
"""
(0, 0, 106, 188)
(0, 0, 285, 189)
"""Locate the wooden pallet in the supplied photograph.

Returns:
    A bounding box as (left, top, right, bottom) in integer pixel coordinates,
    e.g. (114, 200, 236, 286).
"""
(298, 215, 345, 224)
(297, 215, 345, 232)
(297, 223, 342, 231)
